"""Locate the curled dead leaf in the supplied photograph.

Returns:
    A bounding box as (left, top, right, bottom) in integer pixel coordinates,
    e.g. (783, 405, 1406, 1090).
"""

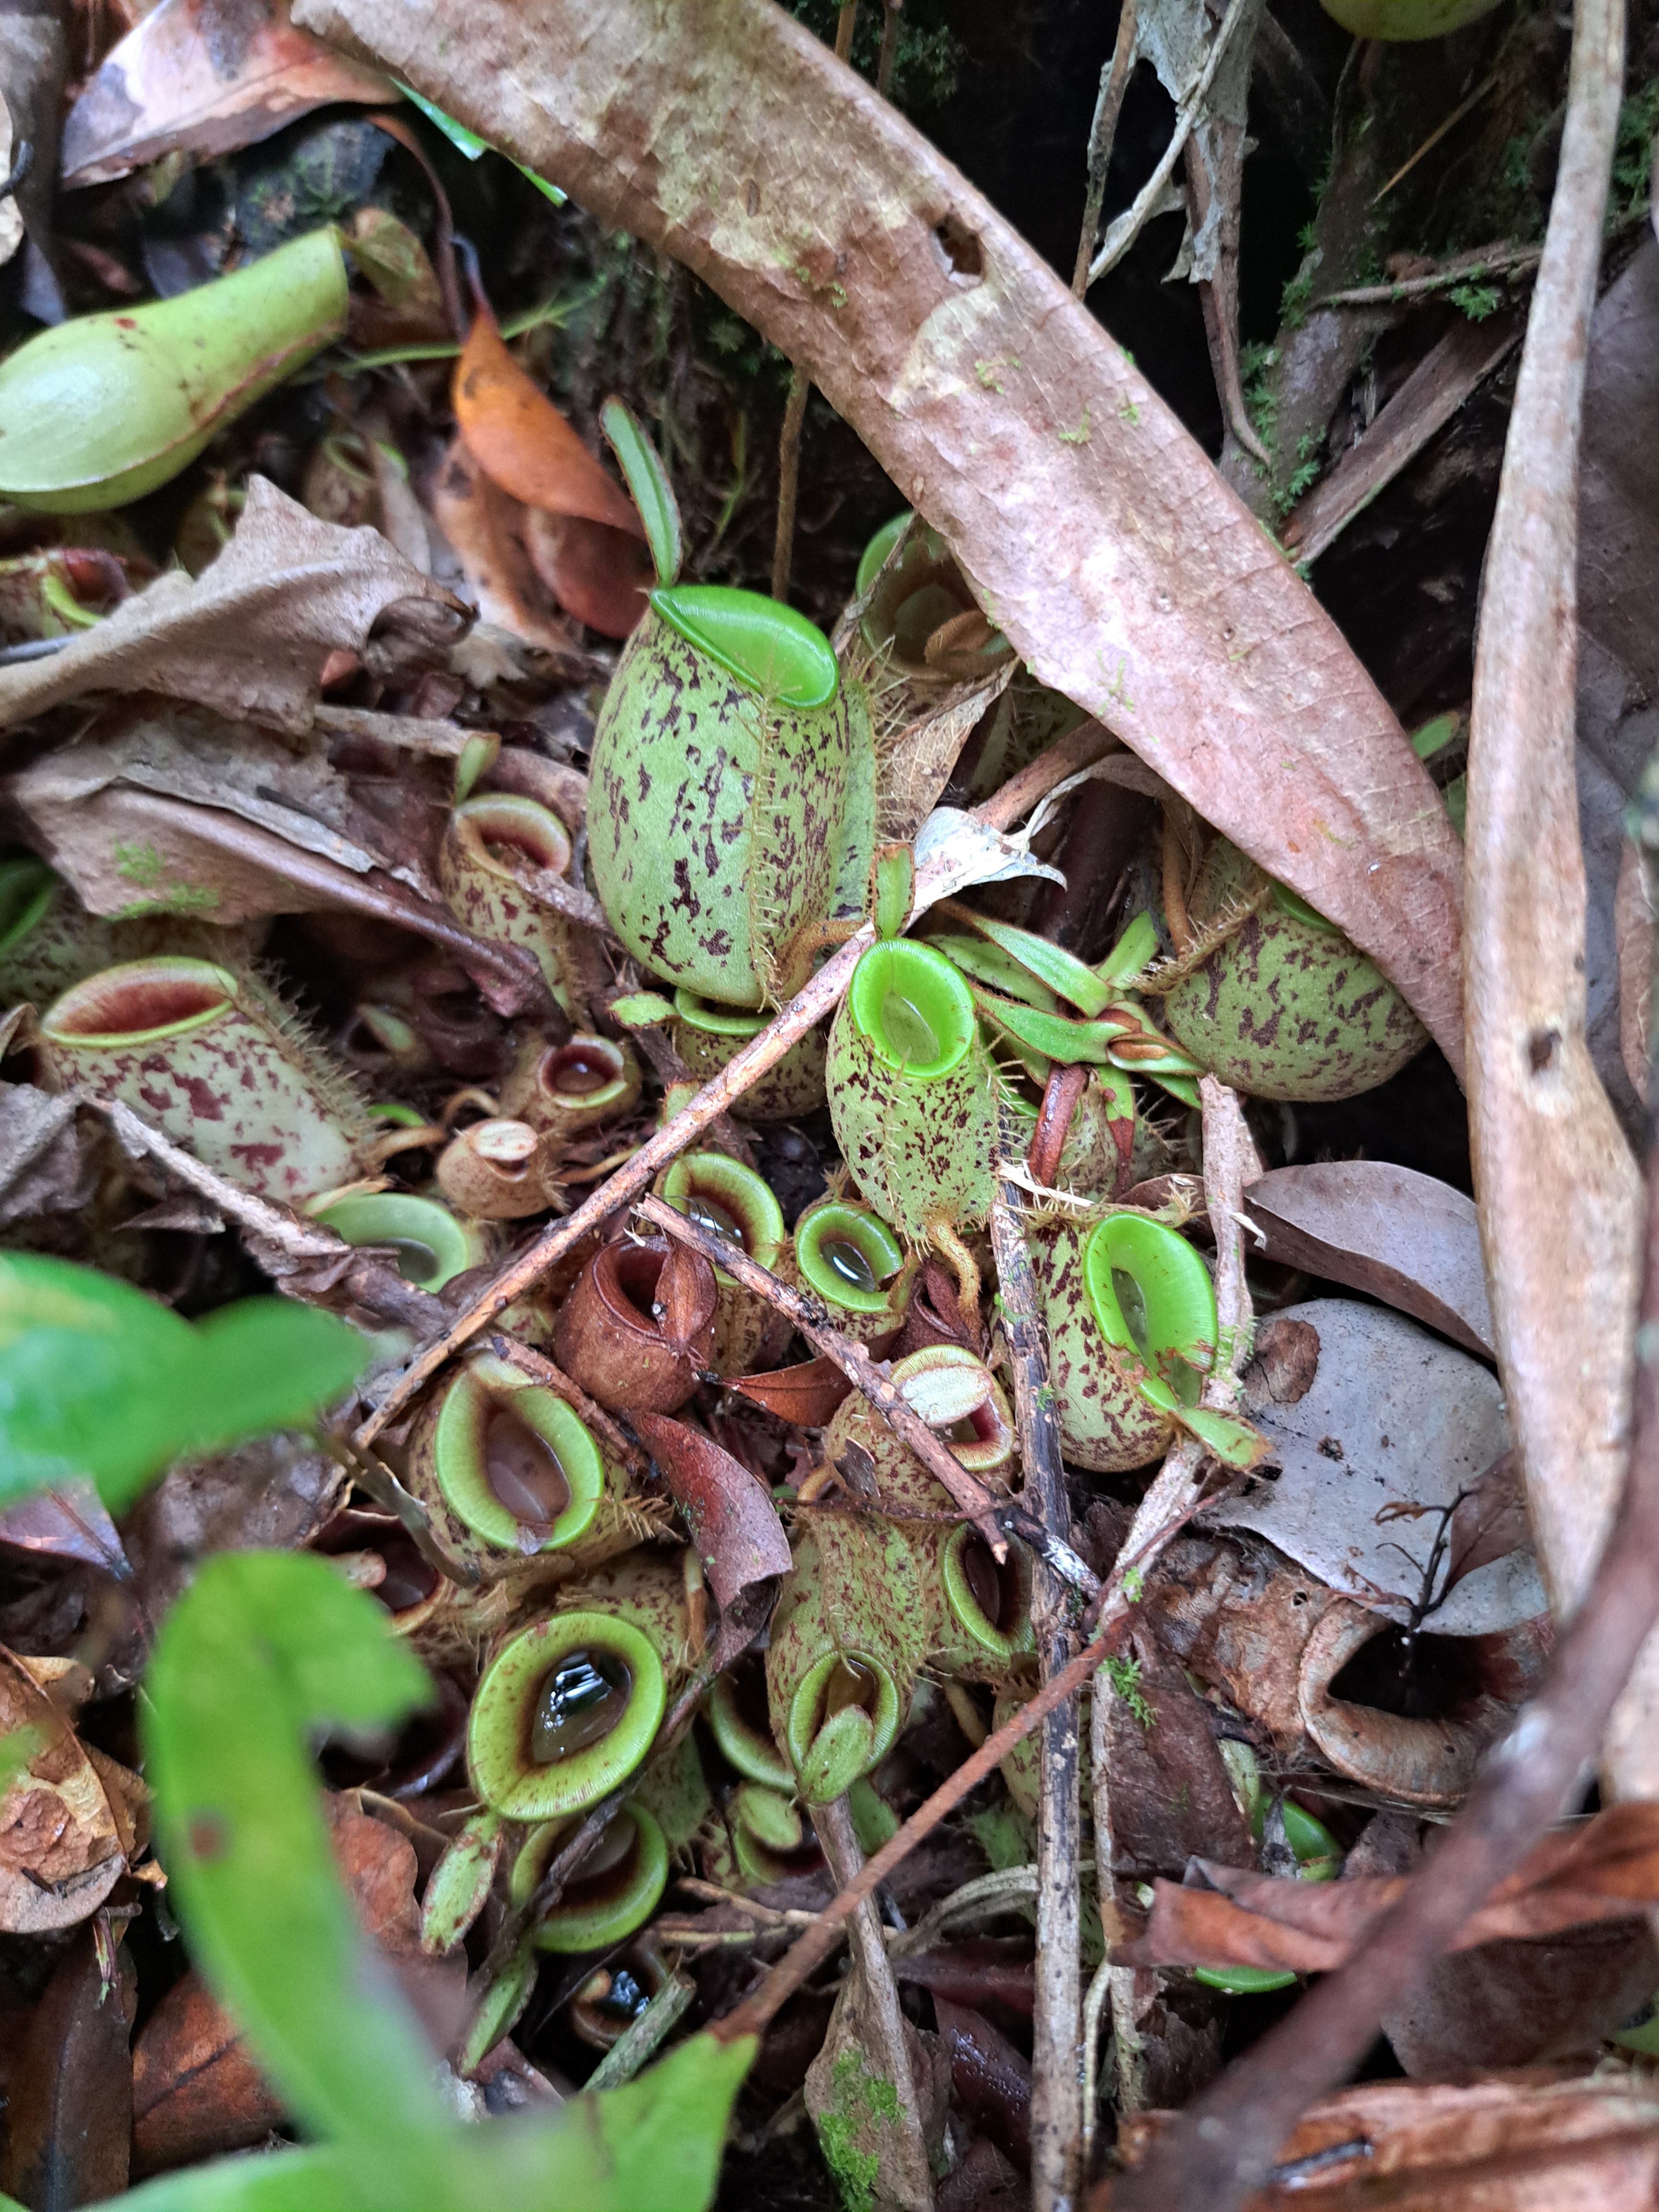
(0, 1644, 144, 1933)
(1112, 2070, 1659, 2211)
(0, 479, 462, 737)
(632, 1410, 792, 1614)
(1121, 1802, 1659, 1977)
(1244, 1163, 1495, 1361)
(731, 1356, 854, 1429)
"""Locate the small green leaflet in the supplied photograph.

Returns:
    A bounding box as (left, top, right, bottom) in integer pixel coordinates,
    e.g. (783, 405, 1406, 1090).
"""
(395, 82, 567, 204)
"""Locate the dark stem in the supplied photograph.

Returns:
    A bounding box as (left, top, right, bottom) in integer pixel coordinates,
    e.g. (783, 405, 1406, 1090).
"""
(771, 367, 811, 601)
(991, 1183, 1080, 2212)
(1071, 1, 1138, 297)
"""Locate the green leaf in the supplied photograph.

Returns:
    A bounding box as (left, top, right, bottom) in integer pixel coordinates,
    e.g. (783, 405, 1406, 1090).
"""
(139, 1550, 755, 2212)
(967, 984, 1129, 1066)
(144, 1553, 439, 2184)
(1174, 1405, 1274, 1471)
(940, 909, 1112, 1016)
(0, 1256, 366, 1514)
(1096, 911, 1159, 990)
(183, 1301, 370, 1456)
(926, 934, 1061, 1013)
(394, 81, 566, 204)
(602, 398, 683, 586)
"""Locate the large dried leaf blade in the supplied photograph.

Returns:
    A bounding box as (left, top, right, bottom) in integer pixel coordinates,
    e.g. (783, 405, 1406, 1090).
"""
(1213, 1301, 1541, 1634)
(59, 0, 395, 189)
(1245, 1163, 1495, 1360)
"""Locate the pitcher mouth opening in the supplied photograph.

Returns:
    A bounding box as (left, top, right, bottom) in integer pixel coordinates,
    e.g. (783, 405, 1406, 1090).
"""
(44, 957, 235, 1044)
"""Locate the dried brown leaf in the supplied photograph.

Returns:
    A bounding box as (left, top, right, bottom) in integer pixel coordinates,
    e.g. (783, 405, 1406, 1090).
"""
(131, 1969, 285, 2178)
(632, 1410, 791, 1613)
(653, 1239, 719, 1359)
(0, 1644, 130, 1933)
(1446, 1450, 1531, 1592)
(0, 1482, 128, 1577)
(1121, 1803, 1659, 1976)
(521, 509, 653, 641)
(0, 479, 460, 737)
(1113, 2072, 1659, 2212)
(59, 0, 394, 188)
(730, 1356, 854, 1429)
(1216, 1301, 1539, 1635)
(1, 1928, 133, 2208)
(295, 0, 1467, 1067)
(0, 1085, 99, 1224)
(431, 435, 584, 654)
(1244, 1162, 1494, 1361)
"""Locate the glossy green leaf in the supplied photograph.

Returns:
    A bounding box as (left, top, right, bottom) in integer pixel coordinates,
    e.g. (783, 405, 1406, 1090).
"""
(1173, 1404, 1273, 1471)
(1410, 711, 1461, 762)
(1095, 910, 1159, 990)
(940, 909, 1112, 1016)
(602, 398, 683, 586)
(395, 81, 567, 203)
(1145, 1069, 1202, 1108)
(927, 934, 1061, 1013)
(967, 984, 1129, 1067)
(0, 1256, 366, 1512)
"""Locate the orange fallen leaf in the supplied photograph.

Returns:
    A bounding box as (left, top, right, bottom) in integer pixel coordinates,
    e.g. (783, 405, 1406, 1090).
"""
(453, 311, 645, 539)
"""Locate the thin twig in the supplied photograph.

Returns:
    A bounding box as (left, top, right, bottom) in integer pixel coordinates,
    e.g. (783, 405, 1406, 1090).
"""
(772, 367, 811, 601)
(1317, 242, 1543, 308)
(834, 2, 859, 62)
(815, 1795, 933, 2207)
(1072, 1, 1139, 297)
(1371, 72, 1496, 205)
(354, 734, 1106, 1451)
(1111, 8, 1636, 2200)
(639, 1193, 1008, 1555)
(990, 1184, 1080, 2212)
(711, 1489, 1209, 2047)
(1087, 0, 1256, 285)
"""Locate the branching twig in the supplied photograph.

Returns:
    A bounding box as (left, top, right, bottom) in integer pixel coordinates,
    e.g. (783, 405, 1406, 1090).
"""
(640, 1192, 1008, 1555)
(1316, 242, 1543, 308)
(1087, 0, 1257, 286)
(990, 1183, 1079, 2212)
